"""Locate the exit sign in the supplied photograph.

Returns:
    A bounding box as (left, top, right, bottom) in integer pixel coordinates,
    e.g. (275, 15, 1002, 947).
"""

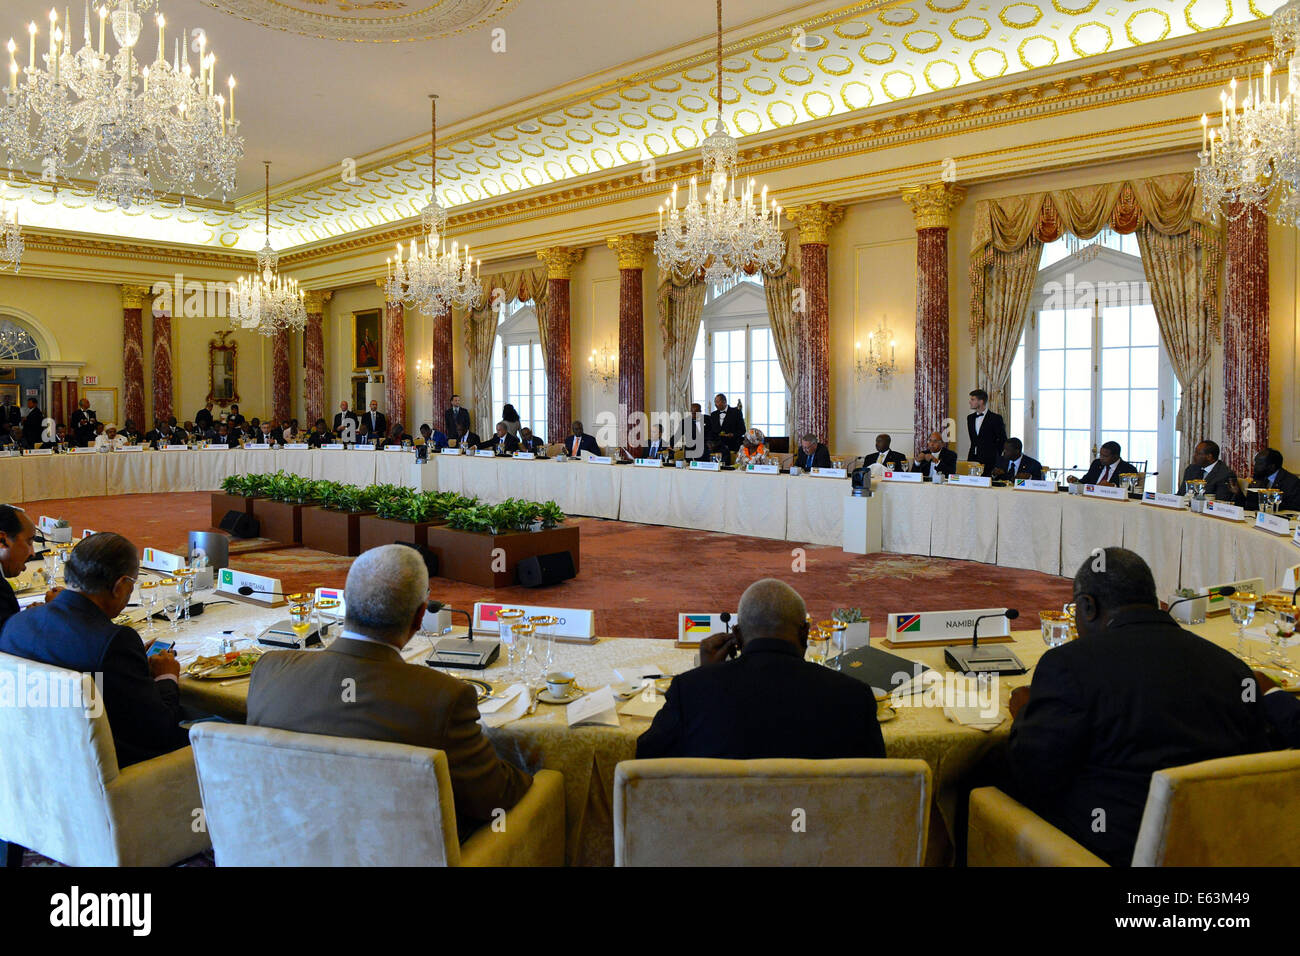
(82, 375, 97, 385)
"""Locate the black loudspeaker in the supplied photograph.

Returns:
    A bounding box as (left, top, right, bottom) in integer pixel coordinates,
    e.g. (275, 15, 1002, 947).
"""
(395, 541, 438, 578)
(218, 510, 260, 539)
(516, 552, 576, 587)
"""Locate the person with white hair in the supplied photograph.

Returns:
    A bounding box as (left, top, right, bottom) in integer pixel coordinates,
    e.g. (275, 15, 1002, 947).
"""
(93, 424, 126, 450)
(635, 577, 884, 759)
(246, 544, 532, 830)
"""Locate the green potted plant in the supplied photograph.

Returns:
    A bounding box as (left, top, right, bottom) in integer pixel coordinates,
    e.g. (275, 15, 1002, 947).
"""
(211, 474, 255, 528)
(252, 471, 307, 545)
(832, 607, 871, 649)
(358, 486, 437, 551)
(301, 481, 376, 557)
(426, 496, 580, 589)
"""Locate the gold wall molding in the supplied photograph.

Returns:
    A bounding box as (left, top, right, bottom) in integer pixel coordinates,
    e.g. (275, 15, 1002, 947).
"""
(787, 202, 845, 244)
(303, 289, 333, 313)
(119, 284, 152, 309)
(900, 183, 967, 229)
(605, 234, 653, 270)
(537, 246, 586, 280)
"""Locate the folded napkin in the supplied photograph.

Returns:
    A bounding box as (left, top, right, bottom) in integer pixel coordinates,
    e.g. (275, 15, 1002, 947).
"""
(619, 693, 666, 719)
(479, 683, 531, 727)
(944, 705, 1005, 732)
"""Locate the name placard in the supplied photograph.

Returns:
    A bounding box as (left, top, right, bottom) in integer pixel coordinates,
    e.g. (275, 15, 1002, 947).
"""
(585, 455, 613, 464)
(320, 443, 345, 451)
(140, 547, 187, 573)
(0, 450, 20, 457)
(689, 460, 721, 472)
(474, 449, 495, 457)
(1083, 483, 1127, 500)
(117, 444, 142, 453)
(385, 445, 409, 453)
(949, 474, 993, 488)
(1294, 527, 1300, 550)
(1142, 491, 1187, 510)
(634, 458, 662, 468)
(882, 470, 923, 483)
(68, 446, 96, 455)
(1013, 478, 1057, 493)
(514, 452, 536, 460)
(216, 567, 284, 606)
(1255, 512, 1292, 536)
(24, 448, 52, 456)
(163, 444, 188, 451)
(282, 443, 309, 450)
(244, 443, 270, 450)
(313, 586, 346, 618)
(439, 447, 462, 455)
(1195, 577, 1266, 615)
(1204, 500, 1246, 522)
(885, 607, 1012, 645)
(351, 444, 376, 451)
(746, 463, 780, 475)
(808, 467, 847, 479)
(473, 602, 595, 641)
(202, 444, 229, 451)
(36, 516, 71, 542)
(675, 612, 739, 645)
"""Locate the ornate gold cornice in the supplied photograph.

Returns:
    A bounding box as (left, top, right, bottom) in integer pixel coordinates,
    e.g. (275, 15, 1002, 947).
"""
(787, 202, 845, 245)
(605, 234, 653, 270)
(537, 246, 585, 280)
(304, 289, 332, 313)
(26, 230, 254, 272)
(119, 284, 152, 309)
(900, 183, 967, 230)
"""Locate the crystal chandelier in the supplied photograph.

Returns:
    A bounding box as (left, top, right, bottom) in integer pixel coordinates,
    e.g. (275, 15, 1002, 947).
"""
(654, 0, 784, 282)
(0, 2, 243, 210)
(1195, 0, 1300, 224)
(0, 187, 21, 272)
(230, 161, 305, 336)
(385, 94, 482, 314)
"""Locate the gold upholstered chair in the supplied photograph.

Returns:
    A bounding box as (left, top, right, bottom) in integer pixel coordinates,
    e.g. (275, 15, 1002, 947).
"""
(613, 757, 932, 866)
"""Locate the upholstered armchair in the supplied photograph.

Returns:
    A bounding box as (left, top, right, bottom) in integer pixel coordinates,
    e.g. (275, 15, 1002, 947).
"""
(613, 757, 932, 866)
(189, 722, 565, 866)
(966, 787, 1108, 866)
(0, 651, 210, 867)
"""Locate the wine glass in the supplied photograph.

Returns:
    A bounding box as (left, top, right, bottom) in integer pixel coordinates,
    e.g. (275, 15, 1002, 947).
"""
(162, 596, 182, 632)
(138, 580, 158, 633)
(1230, 592, 1259, 663)
(806, 627, 829, 665)
(1040, 611, 1072, 648)
(289, 602, 313, 646)
(528, 615, 558, 674)
(315, 597, 340, 643)
(512, 622, 536, 682)
(496, 608, 526, 681)
(175, 569, 196, 623)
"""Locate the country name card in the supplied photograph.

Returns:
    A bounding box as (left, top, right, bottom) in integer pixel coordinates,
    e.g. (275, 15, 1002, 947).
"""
(351, 444, 376, 451)
(1013, 478, 1057, 493)
(163, 444, 189, 451)
(282, 443, 309, 450)
(140, 547, 186, 573)
(689, 460, 721, 472)
(81, 529, 95, 538)
(885, 607, 1011, 646)
(1204, 500, 1245, 521)
(313, 586, 346, 618)
(585, 455, 614, 464)
(1200, 576, 1266, 615)
(882, 470, 923, 483)
(1255, 511, 1292, 536)
(514, 452, 536, 460)
(23, 448, 52, 456)
(385, 445, 409, 453)
(474, 449, 495, 457)
(243, 442, 269, 450)
(68, 447, 96, 455)
(215, 567, 284, 606)
(746, 463, 780, 475)
(320, 443, 345, 450)
(1282, 564, 1300, 591)
(1294, 527, 1300, 550)
(809, 467, 847, 479)
(676, 612, 738, 645)
(439, 447, 462, 455)
(117, 444, 142, 453)
(1083, 483, 1127, 500)
(1142, 491, 1187, 510)
(949, 474, 992, 488)
(473, 602, 595, 642)
(202, 444, 228, 451)
(0, 450, 20, 458)
(37, 516, 71, 543)
(634, 458, 662, 468)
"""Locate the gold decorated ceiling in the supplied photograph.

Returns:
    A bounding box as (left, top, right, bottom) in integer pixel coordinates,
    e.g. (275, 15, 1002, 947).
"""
(200, 0, 516, 42)
(8, 0, 1283, 253)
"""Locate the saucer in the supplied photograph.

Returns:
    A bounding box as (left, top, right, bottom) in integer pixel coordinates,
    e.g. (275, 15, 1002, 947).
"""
(537, 685, 584, 704)
(876, 706, 898, 723)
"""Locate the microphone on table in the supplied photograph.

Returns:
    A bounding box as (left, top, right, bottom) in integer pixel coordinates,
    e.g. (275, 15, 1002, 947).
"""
(720, 611, 732, 634)
(424, 600, 500, 670)
(945, 608, 1026, 675)
(427, 600, 473, 638)
(1165, 585, 1235, 619)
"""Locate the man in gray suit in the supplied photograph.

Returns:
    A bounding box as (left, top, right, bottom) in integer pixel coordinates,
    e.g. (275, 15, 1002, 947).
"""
(247, 545, 531, 830)
(1177, 439, 1238, 499)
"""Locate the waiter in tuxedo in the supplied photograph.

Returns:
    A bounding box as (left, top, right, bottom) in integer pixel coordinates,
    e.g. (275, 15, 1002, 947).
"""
(565, 421, 601, 458)
(333, 400, 359, 436)
(1231, 448, 1300, 511)
(681, 404, 706, 461)
(69, 398, 98, 447)
(1177, 440, 1237, 499)
(793, 433, 831, 471)
(1069, 441, 1134, 486)
(706, 394, 745, 455)
(966, 389, 1006, 474)
(364, 399, 388, 438)
(993, 437, 1043, 481)
(911, 431, 957, 478)
(862, 433, 905, 468)
(444, 395, 471, 440)
(194, 402, 215, 433)
(20, 398, 43, 448)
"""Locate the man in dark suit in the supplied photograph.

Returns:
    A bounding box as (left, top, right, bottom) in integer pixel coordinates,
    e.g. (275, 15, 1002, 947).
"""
(0, 506, 38, 632)
(0, 397, 19, 428)
(69, 398, 98, 447)
(1069, 440, 1135, 486)
(482, 422, 519, 455)
(680, 404, 706, 462)
(444, 395, 471, 440)
(226, 404, 245, 428)
(1254, 671, 1300, 747)
(911, 431, 957, 478)
(1006, 547, 1275, 866)
(452, 424, 480, 449)
(636, 578, 884, 760)
(144, 420, 176, 449)
(1177, 439, 1237, 499)
(1232, 448, 1300, 511)
(0, 533, 189, 767)
(706, 394, 745, 456)
(306, 419, 331, 448)
(863, 433, 906, 469)
(363, 399, 388, 439)
(564, 421, 601, 458)
(247, 545, 532, 830)
(993, 437, 1043, 481)
(20, 398, 42, 448)
(207, 422, 237, 447)
(645, 424, 672, 460)
(792, 433, 831, 471)
(194, 402, 215, 432)
(332, 401, 358, 437)
(517, 426, 543, 454)
(966, 388, 1006, 475)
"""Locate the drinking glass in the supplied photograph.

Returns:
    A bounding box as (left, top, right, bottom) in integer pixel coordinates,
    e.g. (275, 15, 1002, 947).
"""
(969, 463, 983, 478)
(1230, 592, 1259, 663)
(822, 619, 849, 669)
(315, 597, 340, 643)
(528, 615, 558, 674)
(138, 580, 158, 633)
(1040, 611, 1072, 648)
(496, 608, 527, 680)
(176, 569, 196, 622)
(162, 595, 182, 632)
(710, 452, 722, 465)
(512, 623, 536, 682)
(289, 602, 313, 646)
(805, 627, 829, 665)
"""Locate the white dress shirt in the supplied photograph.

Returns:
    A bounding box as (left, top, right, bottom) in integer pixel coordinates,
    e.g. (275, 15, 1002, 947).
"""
(973, 411, 985, 435)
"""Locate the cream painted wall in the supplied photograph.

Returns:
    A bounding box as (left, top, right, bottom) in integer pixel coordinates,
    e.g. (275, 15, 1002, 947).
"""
(171, 320, 276, 427)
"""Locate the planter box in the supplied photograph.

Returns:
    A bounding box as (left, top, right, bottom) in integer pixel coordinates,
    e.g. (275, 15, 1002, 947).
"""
(301, 506, 375, 557)
(252, 498, 305, 545)
(210, 492, 253, 529)
(424, 525, 580, 588)
(357, 515, 438, 553)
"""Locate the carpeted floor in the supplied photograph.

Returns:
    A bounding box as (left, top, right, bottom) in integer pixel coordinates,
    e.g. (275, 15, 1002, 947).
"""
(21, 492, 1074, 639)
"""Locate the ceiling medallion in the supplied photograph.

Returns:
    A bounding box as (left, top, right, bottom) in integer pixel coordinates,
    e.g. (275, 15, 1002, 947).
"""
(200, 0, 515, 42)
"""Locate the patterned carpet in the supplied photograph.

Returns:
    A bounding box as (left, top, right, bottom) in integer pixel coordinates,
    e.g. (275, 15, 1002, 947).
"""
(20, 492, 1075, 640)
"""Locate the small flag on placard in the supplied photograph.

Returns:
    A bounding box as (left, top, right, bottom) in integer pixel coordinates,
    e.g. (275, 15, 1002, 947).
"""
(683, 614, 712, 636)
(895, 614, 922, 634)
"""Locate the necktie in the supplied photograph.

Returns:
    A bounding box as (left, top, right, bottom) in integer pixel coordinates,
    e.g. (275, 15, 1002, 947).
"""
(572, 437, 580, 456)
(1103, 464, 1113, 482)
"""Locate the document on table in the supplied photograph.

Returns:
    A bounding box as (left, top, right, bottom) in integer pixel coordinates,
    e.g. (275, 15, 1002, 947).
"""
(566, 686, 620, 727)
(619, 693, 666, 719)
(478, 684, 531, 728)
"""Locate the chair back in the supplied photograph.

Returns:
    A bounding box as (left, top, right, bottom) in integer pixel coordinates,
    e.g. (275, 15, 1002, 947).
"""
(614, 757, 931, 866)
(955, 460, 975, 476)
(1132, 750, 1300, 866)
(767, 436, 790, 454)
(0, 651, 119, 864)
(190, 722, 462, 866)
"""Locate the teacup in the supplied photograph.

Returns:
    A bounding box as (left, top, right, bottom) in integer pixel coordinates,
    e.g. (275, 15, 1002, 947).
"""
(545, 671, 576, 697)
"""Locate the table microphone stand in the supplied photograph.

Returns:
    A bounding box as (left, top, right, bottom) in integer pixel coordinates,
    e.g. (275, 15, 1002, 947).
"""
(944, 609, 1027, 674)
(425, 601, 500, 669)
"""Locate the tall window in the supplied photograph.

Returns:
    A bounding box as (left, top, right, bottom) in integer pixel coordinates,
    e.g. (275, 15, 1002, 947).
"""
(490, 302, 547, 438)
(689, 277, 787, 437)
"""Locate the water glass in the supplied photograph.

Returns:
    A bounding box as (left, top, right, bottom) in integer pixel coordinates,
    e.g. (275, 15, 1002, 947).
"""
(289, 602, 313, 645)
(512, 623, 535, 681)
(528, 615, 558, 673)
(1230, 593, 1259, 663)
(497, 608, 527, 678)
(138, 580, 158, 633)
(176, 569, 196, 622)
(969, 463, 983, 478)
(805, 627, 829, 665)
(1041, 610, 1073, 648)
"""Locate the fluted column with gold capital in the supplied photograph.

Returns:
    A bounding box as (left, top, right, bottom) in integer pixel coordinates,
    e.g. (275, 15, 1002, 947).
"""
(378, 281, 407, 430)
(430, 305, 454, 429)
(786, 202, 843, 442)
(303, 290, 331, 427)
(272, 329, 291, 424)
(151, 305, 175, 424)
(901, 182, 965, 453)
(1222, 203, 1269, 476)
(607, 235, 652, 452)
(537, 246, 585, 444)
(119, 284, 151, 429)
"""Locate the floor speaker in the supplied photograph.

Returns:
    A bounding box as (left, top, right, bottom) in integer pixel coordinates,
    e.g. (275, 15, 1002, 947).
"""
(218, 510, 260, 539)
(516, 551, 576, 587)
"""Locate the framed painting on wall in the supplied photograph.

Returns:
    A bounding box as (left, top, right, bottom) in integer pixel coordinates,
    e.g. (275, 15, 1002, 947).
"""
(83, 386, 118, 427)
(352, 309, 383, 373)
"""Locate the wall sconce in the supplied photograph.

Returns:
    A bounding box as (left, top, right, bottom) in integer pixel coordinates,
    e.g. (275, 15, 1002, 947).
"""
(587, 342, 617, 391)
(414, 357, 434, 389)
(855, 315, 897, 384)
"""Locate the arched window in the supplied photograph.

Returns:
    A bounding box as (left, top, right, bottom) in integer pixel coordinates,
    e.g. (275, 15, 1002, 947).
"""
(0, 318, 42, 361)
(490, 300, 547, 438)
